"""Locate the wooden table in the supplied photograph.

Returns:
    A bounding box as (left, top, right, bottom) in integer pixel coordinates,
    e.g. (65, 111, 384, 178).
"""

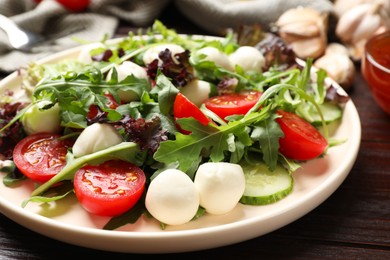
(1, 4, 389, 259)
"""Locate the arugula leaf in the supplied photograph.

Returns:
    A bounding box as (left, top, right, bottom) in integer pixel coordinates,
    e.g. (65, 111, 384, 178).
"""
(154, 119, 220, 177)
(250, 113, 284, 171)
(22, 185, 74, 208)
(103, 192, 146, 230)
(1, 161, 25, 186)
(154, 60, 330, 177)
(151, 72, 179, 115)
(31, 67, 150, 129)
(154, 109, 271, 177)
(0, 103, 34, 134)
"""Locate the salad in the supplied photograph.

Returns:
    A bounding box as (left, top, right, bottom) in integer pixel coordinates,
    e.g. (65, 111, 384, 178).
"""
(0, 20, 348, 230)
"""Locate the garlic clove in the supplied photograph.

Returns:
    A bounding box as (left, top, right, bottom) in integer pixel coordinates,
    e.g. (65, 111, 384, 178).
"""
(347, 27, 385, 61)
(291, 37, 326, 59)
(336, 0, 390, 60)
(335, 4, 372, 43)
(276, 7, 324, 26)
(325, 43, 350, 56)
(351, 13, 382, 44)
(278, 22, 320, 42)
(276, 7, 328, 59)
(314, 51, 356, 90)
(334, 0, 371, 17)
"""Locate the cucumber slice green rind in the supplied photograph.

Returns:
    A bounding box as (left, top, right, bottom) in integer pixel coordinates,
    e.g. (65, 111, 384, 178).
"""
(239, 163, 293, 205)
(308, 103, 342, 126)
(313, 103, 342, 125)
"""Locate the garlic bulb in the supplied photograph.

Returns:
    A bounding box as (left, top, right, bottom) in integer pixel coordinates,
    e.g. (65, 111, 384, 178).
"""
(275, 7, 328, 59)
(314, 43, 356, 90)
(335, 0, 390, 60)
(334, 0, 371, 17)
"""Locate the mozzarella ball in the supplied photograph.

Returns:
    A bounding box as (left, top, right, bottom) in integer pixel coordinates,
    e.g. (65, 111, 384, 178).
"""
(145, 169, 199, 226)
(77, 42, 106, 64)
(21, 101, 61, 135)
(196, 46, 234, 71)
(72, 123, 123, 157)
(107, 61, 148, 82)
(106, 61, 148, 102)
(194, 162, 245, 215)
(180, 80, 212, 107)
(229, 46, 265, 73)
(142, 44, 185, 65)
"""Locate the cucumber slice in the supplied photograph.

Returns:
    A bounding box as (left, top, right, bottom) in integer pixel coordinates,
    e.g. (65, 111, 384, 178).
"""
(299, 102, 342, 126)
(239, 162, 293, 205)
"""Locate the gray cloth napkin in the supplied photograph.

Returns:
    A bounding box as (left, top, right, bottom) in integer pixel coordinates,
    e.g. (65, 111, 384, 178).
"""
(0, 0, 333, 73)
(175, 0, 334, 34)
(0, 0, 169, 72)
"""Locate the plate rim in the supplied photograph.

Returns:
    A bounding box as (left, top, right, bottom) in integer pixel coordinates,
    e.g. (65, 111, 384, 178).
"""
(0, 37, 362, 253)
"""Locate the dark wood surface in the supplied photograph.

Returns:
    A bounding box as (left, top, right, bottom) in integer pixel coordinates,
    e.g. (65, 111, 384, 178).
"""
(1, 3, 389, 259)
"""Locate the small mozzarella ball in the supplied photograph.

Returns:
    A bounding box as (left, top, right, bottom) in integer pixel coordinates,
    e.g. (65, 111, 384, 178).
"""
(21, 101, 61, 135)
(229, 46, 265, 73)
(106, 61, 148, 102)
(77, 42, 106, 64)
(180, 80, 212, 107)
(72, 123, 123, 157)
(194, 162, 245, 215)
(143, 44, 185, 65)
(145, 169, 199, 226)
(196, 47, 234, 71)
(107, 61, 148, 82)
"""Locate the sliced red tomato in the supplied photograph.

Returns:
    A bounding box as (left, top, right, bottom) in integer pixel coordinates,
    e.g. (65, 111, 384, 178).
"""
(73, 160, 146, 216)
(173, 92, 212, 134)
(203, 90, 262, 121)
(34, 0, 90, 12)
(276, 110, 328, 161)
(13, 133, 74, 183)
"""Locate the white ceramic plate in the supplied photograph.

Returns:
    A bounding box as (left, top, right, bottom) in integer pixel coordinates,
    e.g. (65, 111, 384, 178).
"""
(0, 41, 361, 254)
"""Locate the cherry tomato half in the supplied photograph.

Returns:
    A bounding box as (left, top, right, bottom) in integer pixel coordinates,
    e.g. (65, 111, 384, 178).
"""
(13, 133, 74, 183)
(203, 90, 262, 121)
(34, 0, 90, 12)
(73, 160, 146, 217)
(276, 110, 328, 161)
(173, 92, 212, 134)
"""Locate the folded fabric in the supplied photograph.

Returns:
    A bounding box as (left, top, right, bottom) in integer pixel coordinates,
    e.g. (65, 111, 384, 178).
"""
(0, 0, 334, 73)
(0, 0, 169, 72)
(175, 0, 334, 35)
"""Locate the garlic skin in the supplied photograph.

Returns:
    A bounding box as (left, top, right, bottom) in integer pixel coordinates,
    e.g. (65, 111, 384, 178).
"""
(324, 42, 350, 56)
(276, 7, 328, 59)
(335, 1, 390, 60)
(314, 43, 356, 90)
(334, 0, 371, 17)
